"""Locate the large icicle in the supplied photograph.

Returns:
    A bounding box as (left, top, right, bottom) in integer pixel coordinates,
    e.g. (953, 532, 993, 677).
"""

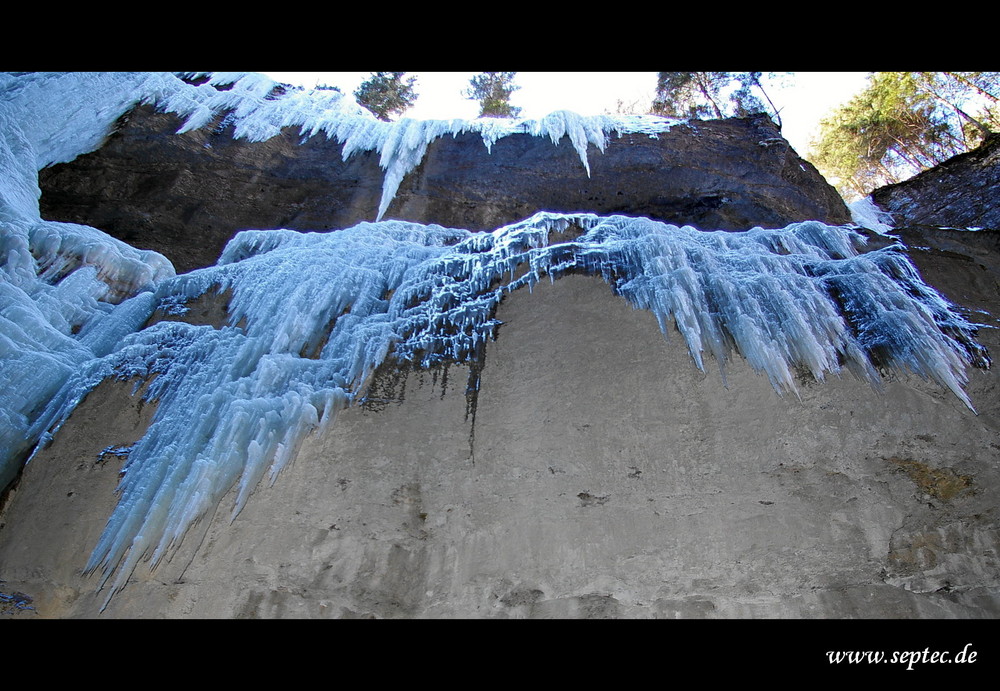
(27, 213, 986, 608)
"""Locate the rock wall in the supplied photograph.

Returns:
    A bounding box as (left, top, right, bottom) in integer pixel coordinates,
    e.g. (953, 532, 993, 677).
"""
(872, 134, 1000, 230)
(38, 108, 849, 273)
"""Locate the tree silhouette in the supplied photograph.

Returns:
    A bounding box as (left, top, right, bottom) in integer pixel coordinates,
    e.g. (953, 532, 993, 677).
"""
(353, 72, 418, 121)
(465, 72, 521, 118)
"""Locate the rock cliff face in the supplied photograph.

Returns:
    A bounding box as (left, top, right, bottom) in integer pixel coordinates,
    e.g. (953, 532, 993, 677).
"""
(872, 134, 1000, 230)
(38, 108, 849, 273)
(2, 88, 998, 620)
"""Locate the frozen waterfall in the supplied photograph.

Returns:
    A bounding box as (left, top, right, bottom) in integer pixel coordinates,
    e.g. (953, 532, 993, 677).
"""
(22, 212, 988, 607)
(0, 71, 672, 492)
(0, 72, 989, 608)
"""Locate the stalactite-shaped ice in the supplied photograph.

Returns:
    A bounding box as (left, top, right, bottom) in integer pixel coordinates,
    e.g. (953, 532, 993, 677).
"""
(0, 75, 176, 489)
(26, 212, 986, 608)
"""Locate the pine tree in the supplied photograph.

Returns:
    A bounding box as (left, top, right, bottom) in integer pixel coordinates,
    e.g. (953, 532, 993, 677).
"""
(652, 72, 729, 119)
(651, 72, 782, 126)
(465, 72, 521, 118)
(912, 72, 1000, 147)
(810, 72, 997, 198)
(353, 72, 418, 122)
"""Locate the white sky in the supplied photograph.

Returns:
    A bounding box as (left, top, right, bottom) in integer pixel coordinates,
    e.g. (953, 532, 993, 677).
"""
(264, 72, 869, 158)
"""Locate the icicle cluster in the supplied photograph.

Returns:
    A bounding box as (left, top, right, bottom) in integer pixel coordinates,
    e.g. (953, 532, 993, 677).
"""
(2, 72, 681, 223)
(25, 212, 985, 607)
(0, 72, 673, 490)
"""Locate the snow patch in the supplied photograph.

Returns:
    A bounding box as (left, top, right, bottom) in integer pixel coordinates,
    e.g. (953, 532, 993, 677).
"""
(850, 197, 896, 235)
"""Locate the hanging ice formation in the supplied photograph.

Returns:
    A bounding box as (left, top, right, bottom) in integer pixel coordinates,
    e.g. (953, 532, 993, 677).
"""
(0, 73, 989, 607)
(24, 211, 988, 606)
(0, 70, 674, 491)
(0, 73, 179, 490)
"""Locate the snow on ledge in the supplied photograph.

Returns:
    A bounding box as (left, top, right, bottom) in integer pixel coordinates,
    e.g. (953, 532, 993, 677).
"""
(2, 72, 681, 223)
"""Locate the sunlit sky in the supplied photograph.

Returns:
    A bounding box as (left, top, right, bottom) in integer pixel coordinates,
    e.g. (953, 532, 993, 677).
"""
(264, 72, 870, 158)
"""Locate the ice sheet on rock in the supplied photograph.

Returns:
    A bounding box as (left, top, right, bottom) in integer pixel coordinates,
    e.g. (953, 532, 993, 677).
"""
(0, 72, 366, 174)
(29, 221, 173, 302)
(0, 219, 170, 486)
(32, 221, 470, 606)
(0, 248, 166, 489)
(0, 76, 176, 488)
(27, 213, 986, 607)
(850, 197, 896, 236)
